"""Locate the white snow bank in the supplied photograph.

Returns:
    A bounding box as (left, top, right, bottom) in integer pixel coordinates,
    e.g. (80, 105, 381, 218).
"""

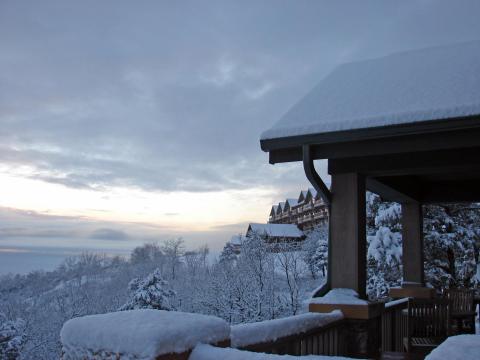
(261, 40, 480, 140)
(310, 288, 369, 305)
(190, 343, 355, 360)
(60, 310, 230, 360)
(231, 311, 343, 348)
(425, 335, 480, 360)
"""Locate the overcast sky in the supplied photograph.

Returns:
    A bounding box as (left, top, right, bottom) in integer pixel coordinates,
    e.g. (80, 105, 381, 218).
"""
(1, 0, 480, 273)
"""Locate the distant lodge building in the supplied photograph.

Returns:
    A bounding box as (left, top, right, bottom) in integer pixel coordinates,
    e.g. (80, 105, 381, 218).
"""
(226, 188, 326, 253)
(269, 188, 329, 231)
(247, 223, 305, 244)
(228, 223, 305, 254)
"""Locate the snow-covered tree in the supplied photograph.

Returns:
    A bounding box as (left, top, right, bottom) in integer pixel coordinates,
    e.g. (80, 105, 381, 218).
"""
(366, 192, 402, 299)
(424, 204, 480, 290)
(302, 225, 328, 279)
(162, 238, 185, 280)
(275, 242, 305, 315)
(236, 231, 276, 322)
(0, 313, 25, 360)
(120, 269, 176, 311)
(219, 242, 238, 264)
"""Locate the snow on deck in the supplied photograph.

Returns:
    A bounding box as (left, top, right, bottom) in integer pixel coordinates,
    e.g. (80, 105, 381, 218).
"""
(60, 310, 230, 360)
(231, 310, 343, 348)
(425, 335, 480, 360)
(310, 288, 369, 305)
(248, 223, 304, 238)
(261, 40, 480, 140)
(190, 343, 355, 360)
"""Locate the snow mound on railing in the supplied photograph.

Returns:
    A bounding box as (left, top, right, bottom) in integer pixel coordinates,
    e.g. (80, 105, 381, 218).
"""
(309, 288, 368, 305)
(191, 343, 355, 360)
(231, 310, 343, 348)
(60, 310, 229, 360)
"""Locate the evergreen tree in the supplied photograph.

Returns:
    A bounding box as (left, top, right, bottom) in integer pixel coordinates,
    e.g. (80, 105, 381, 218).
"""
(366, 192, 402, 299)
(0, 313, 25, 360)
(424, 204, 480, 290)
(120, 269, 176, 311)
(219, 242, 238, 264)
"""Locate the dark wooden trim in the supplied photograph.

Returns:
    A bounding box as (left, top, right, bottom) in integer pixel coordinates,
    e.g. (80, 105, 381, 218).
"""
(421, 179, 480, 203)
(328, 147, 480, 176)
(366, 177, 421, 203)
(265, 123, 480, 164)
(261, 115, 480, 152)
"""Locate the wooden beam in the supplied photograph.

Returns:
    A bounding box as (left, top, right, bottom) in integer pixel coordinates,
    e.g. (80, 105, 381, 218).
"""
(366, 177, 421, 203)
(263, 121, 480, 164)
(328, 147, 480, 176)
(421, 179, 480, 203)
(330, 173, 367, 298)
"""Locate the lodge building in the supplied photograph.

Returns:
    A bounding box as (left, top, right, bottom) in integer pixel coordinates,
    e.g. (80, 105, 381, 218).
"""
(268, 188, 329, 231)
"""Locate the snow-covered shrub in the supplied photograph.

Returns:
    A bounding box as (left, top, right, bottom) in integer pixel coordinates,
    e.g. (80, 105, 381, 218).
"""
(0, 313, 25, 360)
(120, 268, 176, 311)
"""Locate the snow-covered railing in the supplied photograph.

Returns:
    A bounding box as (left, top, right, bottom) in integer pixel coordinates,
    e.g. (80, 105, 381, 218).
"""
(231, 310, 346, 356)
(60, 309, 350, 359)
(380, 298, 409, 352)
(60, 310, 230, 360)
(190, 343, 353, 360)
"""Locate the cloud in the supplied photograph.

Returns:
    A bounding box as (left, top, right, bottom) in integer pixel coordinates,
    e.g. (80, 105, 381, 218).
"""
(7, 1, 472, 193)
(89, 228, 130, 241)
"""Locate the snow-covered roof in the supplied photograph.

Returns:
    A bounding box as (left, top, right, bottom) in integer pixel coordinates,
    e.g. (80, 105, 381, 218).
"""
(60, 309, 230, 359)
(261, 41, 480, 141)
(230, 234, 242, 246)
(285, 198, 298, 207)
(276, 202, 286, 214)
(270, 205, 278, 215)
(248, 223, 304, 238)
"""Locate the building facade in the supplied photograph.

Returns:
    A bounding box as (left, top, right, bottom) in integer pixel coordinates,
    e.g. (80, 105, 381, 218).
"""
(268, 188, 329, 231)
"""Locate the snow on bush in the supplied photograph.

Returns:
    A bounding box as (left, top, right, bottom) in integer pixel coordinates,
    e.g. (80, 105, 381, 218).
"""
(231, 310, 343, 348)
(190, 343, 355, 360)
(119, 268, 176, 311)
(60, 309, 230, 360)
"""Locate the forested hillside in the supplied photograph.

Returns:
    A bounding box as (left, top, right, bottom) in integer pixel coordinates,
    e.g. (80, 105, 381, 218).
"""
(1, 194, 479, 359)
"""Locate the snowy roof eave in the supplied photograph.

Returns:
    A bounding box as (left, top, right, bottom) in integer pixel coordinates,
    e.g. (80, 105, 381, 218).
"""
(260, 41, 480, 159)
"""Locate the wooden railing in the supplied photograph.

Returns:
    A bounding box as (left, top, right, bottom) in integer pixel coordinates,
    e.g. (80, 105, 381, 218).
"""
(232, 312, 346, 356)
(381, 298, 409, 352)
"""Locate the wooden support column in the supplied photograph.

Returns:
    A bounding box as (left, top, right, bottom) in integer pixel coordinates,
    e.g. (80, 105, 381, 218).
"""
(390, 201, 434, 298)
(401, 201, 424, 286)
(330, 173, 367, 299)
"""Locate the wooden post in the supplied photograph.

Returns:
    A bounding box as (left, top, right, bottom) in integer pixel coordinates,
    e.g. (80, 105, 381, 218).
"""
(330, 173, 367, 299)
(390, 201, 435, 298)
(401, 201, 424, 286)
